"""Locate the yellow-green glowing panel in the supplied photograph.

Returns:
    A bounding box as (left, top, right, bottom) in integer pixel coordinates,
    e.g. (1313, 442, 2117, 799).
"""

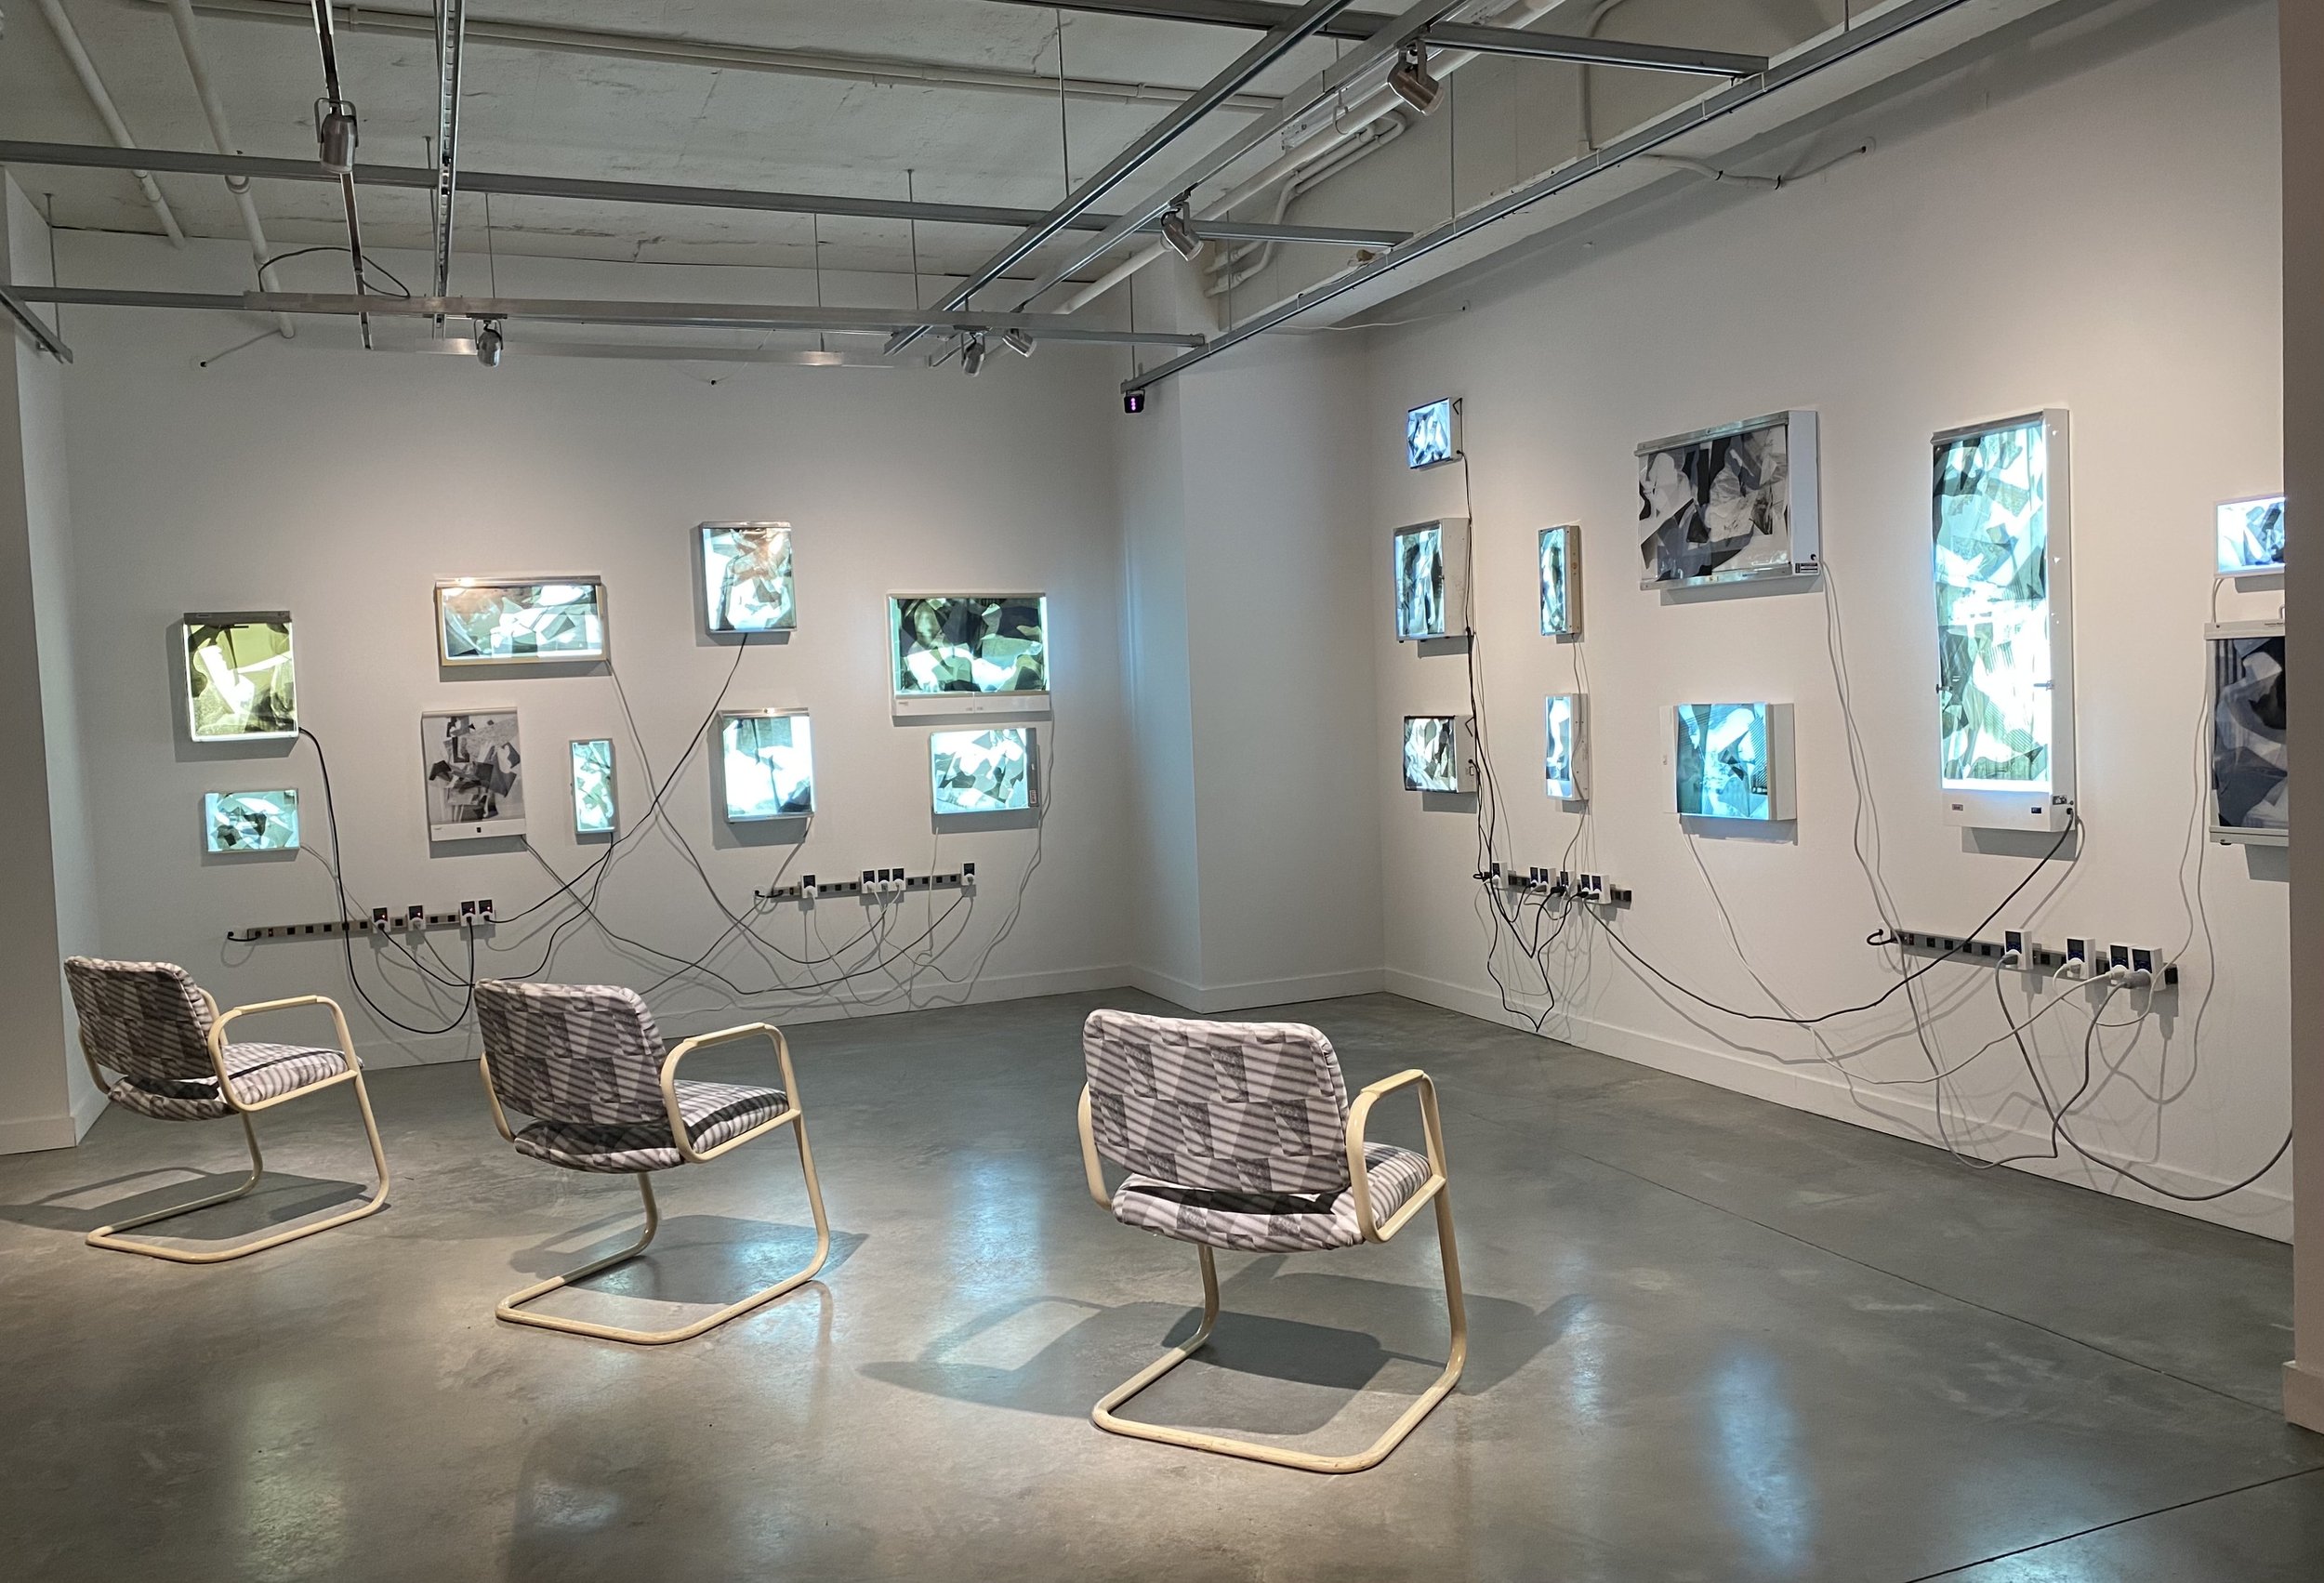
(184, 614, 296, 741)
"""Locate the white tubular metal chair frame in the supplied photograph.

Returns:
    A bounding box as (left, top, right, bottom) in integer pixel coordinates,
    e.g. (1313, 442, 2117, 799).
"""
(481, 1021, 831, 1346)
(85, 991, 391, 1262)
(1078, 1067, 1469, 1474)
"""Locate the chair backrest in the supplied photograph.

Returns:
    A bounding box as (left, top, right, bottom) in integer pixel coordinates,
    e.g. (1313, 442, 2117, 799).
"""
(63, 956, 216, 1088)
(476, 980, 668, 1126)
(1082, 1009, 1352, 1194)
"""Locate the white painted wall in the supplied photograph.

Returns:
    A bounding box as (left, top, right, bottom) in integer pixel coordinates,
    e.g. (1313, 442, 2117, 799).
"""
(1364, 2, 2293, 1235)
(44, 239, 1136, 1068)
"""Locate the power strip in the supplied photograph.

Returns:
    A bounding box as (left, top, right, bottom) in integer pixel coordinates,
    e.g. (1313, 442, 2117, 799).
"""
(755, 864, 978, 904)
(1893, 928, 2178, 986)
(229, 910, 469, 943)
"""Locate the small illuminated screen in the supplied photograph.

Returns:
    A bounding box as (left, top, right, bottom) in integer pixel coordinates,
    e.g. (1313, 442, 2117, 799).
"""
(1406, 399, 1457, 469)
(1394, 526, 1449, 641)
(1676, 704, 1772, 820)
(702, 523, 796, 632)
(891, 596, 1048, 696)
(439, 580, 605, 664)
(205, 789, 298, 852)
(1545, 695, 1582, 800)
(721, 713, 814, 820)
(2217, 495, 2285, 575)
(1403, 716, 1459, 793)
(1933, 418, 2053, 794)
(931, 728, 1034, 815)
(1539, 525, 1578, 637)
(185, 615, 296, 741)
(570, 739, 615, 836)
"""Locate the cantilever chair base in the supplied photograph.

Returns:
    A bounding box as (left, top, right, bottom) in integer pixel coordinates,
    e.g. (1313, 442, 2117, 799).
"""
(86, 1073, 392, 1264)
(1093, 1191, 1469, 1475)
(496, 1122, 830, 1346)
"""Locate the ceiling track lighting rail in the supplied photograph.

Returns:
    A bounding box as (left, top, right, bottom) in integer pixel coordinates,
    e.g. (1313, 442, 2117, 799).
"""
(429, 0, 469, 307)
(0, 141, 1409, 250)
(978, 1, 1769, 77)
(1125, 0, 1970, 395)
(303, 0, 375, 347)
(0, 282, 73, 362)
(1, 284, 1208, 348)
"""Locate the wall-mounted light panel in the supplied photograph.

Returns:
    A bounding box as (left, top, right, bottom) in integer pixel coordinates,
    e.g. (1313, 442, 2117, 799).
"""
(889, 594, 1050, 718)
(183, 612, 297, 741)
(1670, 703, 1796, 822)
(436, 577, 607, 666)
(1406, 397, 1460, 469)
(2208, 620, 2286, 846)
(1931, 409, 2076, 831)
(1637, 410, 1820, 588)
(2216, 495, 2286, 576)
(1546, 693, 1589, 802)
(1402, 715, 1476, 794)
(570, 738, 616, 837)
(719, 709, 815, 821)
(1393, 518, 1469, 642)
(205, 789, 299, 853)
(1539, 524, 1581, 639)
(931, 727, 1038, 815)
(700, 521, 797, 633)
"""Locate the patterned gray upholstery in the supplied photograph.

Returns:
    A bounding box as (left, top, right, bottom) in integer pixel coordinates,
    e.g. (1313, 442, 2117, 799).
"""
(1083, 1009, 1353, 1194)
(1114, 1141, 1435, 1253)
(65, 957, 350, 1121)
(478, 981, 786, 1173)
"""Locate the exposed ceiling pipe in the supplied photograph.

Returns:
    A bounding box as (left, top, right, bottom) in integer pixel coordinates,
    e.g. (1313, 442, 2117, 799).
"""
(1058, 0, 1563, 315)
(160, 0, 295, 335)
(1205, 114, 1405, 294)
(33, 0, 188, 244)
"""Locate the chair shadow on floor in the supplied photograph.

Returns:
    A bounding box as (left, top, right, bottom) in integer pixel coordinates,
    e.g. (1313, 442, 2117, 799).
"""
(505, 1210, 867, 1316)
(0, 1167, 369, 1244)
(862, 1253, 1587, 1434)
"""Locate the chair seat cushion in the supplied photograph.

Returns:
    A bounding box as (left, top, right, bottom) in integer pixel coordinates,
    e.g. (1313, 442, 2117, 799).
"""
(511, 1081, 787, 1173)
(106, 1041, 350, 1121)
(1112, 1142, 1435, 1253)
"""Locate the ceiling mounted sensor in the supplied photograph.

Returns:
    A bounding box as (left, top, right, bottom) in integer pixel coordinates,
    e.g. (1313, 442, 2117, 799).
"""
(959, 330, 987, 376)
(1003, 328, 1037, 358)
(314, 97, 358, 176)
(1160, 196, 1201, 262)
(473, 318, 503, 367)
(1388, 42, 1443, 116)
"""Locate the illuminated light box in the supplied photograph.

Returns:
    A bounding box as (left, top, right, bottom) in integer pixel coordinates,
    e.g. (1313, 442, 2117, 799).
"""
(1406, 397, 1460, 469)
(1402, 715, 1475, 794)
(1672, 703, 1796, 822)
(1538, 524, 1581, 639)
(436, 577, 606, 666)
(205, 789, 298, 853)
(720, 710, 814, 820)
(570, 738, 616, 837)
(889, 594, 1049, 718)
(1393, 518, 1469, 642)
(1637, 410, 1820, 588)
(2216, 495, 2285, 576)
(184, 613, 297, 742)
(931, 727, 1037, 816)
(700, 521, 797, 632)
(1932, 410, 2077, 831)
(2209, 621, 2286, 846)
(1545, 694, 1589, 802)
(420, 709, 526, 841)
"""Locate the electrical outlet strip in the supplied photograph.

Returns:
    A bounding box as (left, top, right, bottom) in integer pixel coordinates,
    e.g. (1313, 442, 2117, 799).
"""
(228, 911, 467, 943)
(753, 869, 971, 904)
(1894, 928, 2177, 985)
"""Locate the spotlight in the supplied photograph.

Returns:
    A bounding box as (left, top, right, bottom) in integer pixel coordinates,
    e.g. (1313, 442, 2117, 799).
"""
(473, 320, 503, 367)
(959, 330, 987, 376)
(1159, 197, 1201, 262)
(314, 97, 359, 176)
(1002, 328, 1037, 358)
(1123, 389, 1147, 415)
(1388, 42, 1442, 115)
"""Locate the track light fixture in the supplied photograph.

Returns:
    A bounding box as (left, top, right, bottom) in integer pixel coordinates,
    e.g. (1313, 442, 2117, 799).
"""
(1159, 197, 1201, 262)
(314, 97, 359, 176)
(1388, 42, 1442, 116)
(959, 330, 987, 376)
(473, 319, 503, 367)
(1003, 328, 1037, 358)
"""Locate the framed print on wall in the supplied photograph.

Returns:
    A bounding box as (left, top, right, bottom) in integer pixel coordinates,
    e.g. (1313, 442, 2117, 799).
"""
(420, 710, 526, 840)
(1637, 410, 1821, 589)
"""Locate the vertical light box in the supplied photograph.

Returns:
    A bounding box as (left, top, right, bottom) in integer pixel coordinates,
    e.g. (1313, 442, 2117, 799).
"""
(1672, 703, 1795, 823)
(1545, 694, 1588, 802)
(1931, 410, 2076, 831)
(1538, 525, 1581, 639)
(1393, 519, 1469, 642)
(2208, 621, 2287, 845)
(570, 738, 616, 837)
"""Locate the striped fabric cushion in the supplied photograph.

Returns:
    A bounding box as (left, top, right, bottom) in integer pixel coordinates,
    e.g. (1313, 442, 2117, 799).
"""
(104, 1042, 349, 1122)
(64, 956, 218, 1089)
(510, 1080, 787, 1173)
(476, 981, 667, 1128)
(1112, 1142, 1435, 1253)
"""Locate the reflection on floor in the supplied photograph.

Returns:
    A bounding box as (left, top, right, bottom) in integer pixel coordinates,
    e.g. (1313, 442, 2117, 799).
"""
(0, 990, 2315, 1581)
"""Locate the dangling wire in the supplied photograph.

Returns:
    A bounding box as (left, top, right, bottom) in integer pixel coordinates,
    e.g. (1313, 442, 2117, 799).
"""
(812, 211, 825, 355)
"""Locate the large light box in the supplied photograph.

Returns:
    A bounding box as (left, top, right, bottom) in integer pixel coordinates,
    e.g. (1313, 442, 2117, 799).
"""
(437, 577, 606, 666)
(931, 727, 1037, 815)
(570, 738, 616, 837)
(1402, 715, 1475, 794)
(889, 594, 1049, 718)
(1931, 410, 2077, 831)
(1406, 397, 1459, 469)
(205, 788, 298, 853)
(720, 710, 815, 820)
(1545, 693, 1588, 802)
(1393, 519, 1468, 642)
(700, 522, 797, 633)
(2217, 495, 2286, 576)
(420, 709, 526, 841)
(2209, 621, 2286, 845)
(184, 613, 297, 742)
(1672, 703, 1796, 822)
(1637, 410, 1820, 588)
(1538, 525, 1581, 639)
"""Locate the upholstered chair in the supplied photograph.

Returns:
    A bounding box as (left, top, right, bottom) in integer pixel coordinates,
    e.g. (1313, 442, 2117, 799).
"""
(474, 980, 829, 1345)
(1076, 1008, 1466, 1472)
(61, 956, 390, 1260)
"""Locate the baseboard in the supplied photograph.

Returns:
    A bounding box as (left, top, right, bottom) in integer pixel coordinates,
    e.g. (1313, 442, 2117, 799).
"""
(0, 1108, 85, 1155)
(1127, 965, 1387, 1015)
(349, 962, 1140, 1070)
(69, 1078, 107, 1141)
(1384, 968, 2293, 1242)
(2286, 1360, 2324, 1432)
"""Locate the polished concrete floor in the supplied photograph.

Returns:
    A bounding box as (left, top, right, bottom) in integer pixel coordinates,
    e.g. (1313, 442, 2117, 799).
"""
(1, 990, 2317, 1581)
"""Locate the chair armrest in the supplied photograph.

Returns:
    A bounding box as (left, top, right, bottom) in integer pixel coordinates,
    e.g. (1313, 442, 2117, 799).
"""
(1076, 1087, 1112, 1209)
(659, 1022, 801, 1164)
(208, 993, 363, 1106)
(1345, 1068, 1451, 1245)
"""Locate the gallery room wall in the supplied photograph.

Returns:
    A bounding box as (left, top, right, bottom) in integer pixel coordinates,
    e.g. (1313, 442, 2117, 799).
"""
(45, 239, 1136, 1067)
(1366, 0, 2291, 1233)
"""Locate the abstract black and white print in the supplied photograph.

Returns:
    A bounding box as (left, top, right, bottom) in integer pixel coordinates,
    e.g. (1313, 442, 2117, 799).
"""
(891, 596, 1048, 695)
(439, 580, 605, 664)
(204, 789, 298, 852)
(421, 710, 526, 838)
(931, 727, 1034, 814)
(701, 524, 797, 632)
(1539, 525, 1579, 637)
(720, 712, 814, 819)
(1638, 420, 1794, 585)
(2212, 633, 2287, 838)
(1675, 704, 1772, 820)
(1394, 525, 1447, 640)
(1403, 716, 1459, 792)
(2216, 495, 2286, 574)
